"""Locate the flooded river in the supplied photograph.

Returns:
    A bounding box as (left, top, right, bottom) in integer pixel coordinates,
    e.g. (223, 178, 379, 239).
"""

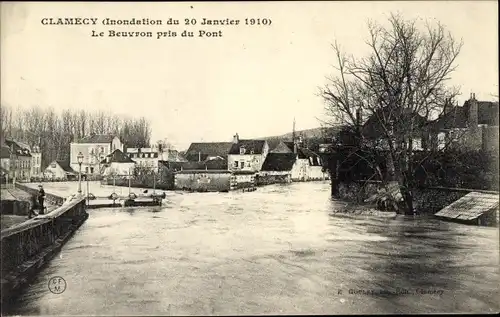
(5, 181, 499, 315)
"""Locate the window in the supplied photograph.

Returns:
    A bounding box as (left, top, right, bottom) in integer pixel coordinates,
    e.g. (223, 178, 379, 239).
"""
(437, 132, 446, 150)
(90, 167, 94, 174)
(241, 161, 245, 169)
(240, 147, 246, 155)
(412, 138, 422, 151)
(85, 167, 89, 173)
(234, 161, 239, 168)
(51, 163, 56, 168)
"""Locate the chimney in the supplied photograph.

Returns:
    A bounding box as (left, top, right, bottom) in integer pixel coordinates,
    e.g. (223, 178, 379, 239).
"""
(468, 92, 478, 128)
(356, 107, 362, 127)
(233, 133, 239, 144)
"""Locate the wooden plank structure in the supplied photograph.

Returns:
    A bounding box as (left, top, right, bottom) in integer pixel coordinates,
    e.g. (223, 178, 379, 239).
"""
(435, 192, 499, 226)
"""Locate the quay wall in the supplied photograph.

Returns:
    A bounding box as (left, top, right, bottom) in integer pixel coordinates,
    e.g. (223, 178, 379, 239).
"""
(0, 200, 30, 216)
(1, 191, 88, 309)
(174, 170, 231, 192)
(102, 177, 174, 191)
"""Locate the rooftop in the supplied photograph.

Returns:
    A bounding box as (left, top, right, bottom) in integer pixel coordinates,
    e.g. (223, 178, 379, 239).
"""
(77, 134, 117, 144)
(261, 152, 297, 172)
(185, 142, 233, 162)
(101, 149, 135, 164)
(229, 139, 267, 155)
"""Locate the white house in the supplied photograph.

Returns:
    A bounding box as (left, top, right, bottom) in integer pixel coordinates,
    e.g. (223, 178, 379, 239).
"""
(1, 145, 11, 176)
(126, 145, 160, 170)
(70, 134, 124, 175)
(101, 149, 136, 177)
(31, 146, 42, 177)
(44, 160, 77, 180)
(227, 133, 269, 172)
(272, 141, 328, 181)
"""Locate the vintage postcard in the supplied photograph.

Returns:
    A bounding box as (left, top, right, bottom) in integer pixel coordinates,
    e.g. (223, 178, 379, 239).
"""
(0, 1, 498, 315)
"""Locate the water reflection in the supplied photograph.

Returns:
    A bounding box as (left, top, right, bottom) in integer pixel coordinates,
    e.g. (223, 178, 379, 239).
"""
(3, 181, 499, 315)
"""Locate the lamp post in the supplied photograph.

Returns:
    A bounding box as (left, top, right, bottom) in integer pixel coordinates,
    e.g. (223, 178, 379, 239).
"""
(77, 152, 84, 195)
(87, 163, 91, 202)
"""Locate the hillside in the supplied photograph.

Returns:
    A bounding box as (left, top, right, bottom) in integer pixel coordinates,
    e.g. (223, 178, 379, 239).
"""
(259, 126, 343, 150)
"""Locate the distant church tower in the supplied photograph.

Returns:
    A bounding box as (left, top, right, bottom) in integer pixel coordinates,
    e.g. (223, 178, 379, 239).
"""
(292, 117, 296, 144)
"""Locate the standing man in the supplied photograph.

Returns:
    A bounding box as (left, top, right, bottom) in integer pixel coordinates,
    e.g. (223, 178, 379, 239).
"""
(37, 184, 46, 215)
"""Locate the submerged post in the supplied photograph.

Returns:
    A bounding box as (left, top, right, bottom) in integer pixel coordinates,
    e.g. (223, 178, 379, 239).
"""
(153, 170, 156, 195)
(128, 169, 131, 195)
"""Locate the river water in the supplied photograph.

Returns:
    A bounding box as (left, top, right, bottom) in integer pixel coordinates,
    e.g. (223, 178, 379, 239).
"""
(5, 181, 499, 315)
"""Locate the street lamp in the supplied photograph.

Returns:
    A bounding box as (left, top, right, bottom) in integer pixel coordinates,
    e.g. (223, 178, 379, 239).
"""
(77, 152, 84, 195)
(87, 162, 91, 202)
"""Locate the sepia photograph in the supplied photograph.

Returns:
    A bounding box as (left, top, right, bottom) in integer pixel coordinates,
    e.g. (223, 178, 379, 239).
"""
(0, 1, 498, 315)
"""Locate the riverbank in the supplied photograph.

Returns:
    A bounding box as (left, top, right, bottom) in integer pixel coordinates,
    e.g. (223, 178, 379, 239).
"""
(0, 190, 88, 311)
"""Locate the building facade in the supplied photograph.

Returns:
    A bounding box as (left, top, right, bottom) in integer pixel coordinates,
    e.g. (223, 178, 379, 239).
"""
(31, 146, 42, 177)
(5, 139, 32, 181)
(101, 149, 136, 177)
(227, 134, 269, 172)
(126, 146, 160, 170)
(431, 93, 499, 151)
(44, 160, 77, 180)
(1, 145, 11, 178)
(271, 140, 329, 181)
(70, 134, 124, 175)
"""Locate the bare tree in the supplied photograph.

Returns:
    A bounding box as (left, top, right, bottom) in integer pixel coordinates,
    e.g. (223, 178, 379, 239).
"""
(320, 13, 463, 214)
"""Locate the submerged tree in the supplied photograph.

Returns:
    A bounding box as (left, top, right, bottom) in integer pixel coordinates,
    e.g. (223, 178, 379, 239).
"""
(320, 13, 463, 214)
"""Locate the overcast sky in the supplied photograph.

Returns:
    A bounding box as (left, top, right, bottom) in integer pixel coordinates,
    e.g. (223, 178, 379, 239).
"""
(1, 1, 498, 150)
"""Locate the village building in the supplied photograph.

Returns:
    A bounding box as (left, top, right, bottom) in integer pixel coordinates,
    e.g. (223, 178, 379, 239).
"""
(227, 133, 269, 172)
(430, 93, 499, 151)
(184, 141, 233, 170)
(1, 145, 12, 182)
(4, 139, 32, 181)
(70, 134, 124, 176)
(258, 152, 296, 185)
(271, 140, 328, 181)
(126, 146, 160, 170)
(360, 108, 429, 151)
(101, 149, 136, 177)
(30, 146, 43, 178)
(44, 160, 77, 180)
(126, 146, 187, 172)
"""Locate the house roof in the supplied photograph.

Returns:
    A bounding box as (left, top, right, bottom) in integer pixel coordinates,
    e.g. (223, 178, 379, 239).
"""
(56, 160, 76, 173)
(433, 100, 499, 130)
(362, 108, 429, 139)
(281, 141, 320, 160)
(78, 134, 116, 144)
(4, 139, 32, 157)
(0, 145, 11, 159)
(261, 153, 297, 172)
(229, 140, 267, 155)
(185, 142, 233, 161)
(160, 158, 227, 171)
(266, 138, 283, 151)
(100, 149, 135, 164)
